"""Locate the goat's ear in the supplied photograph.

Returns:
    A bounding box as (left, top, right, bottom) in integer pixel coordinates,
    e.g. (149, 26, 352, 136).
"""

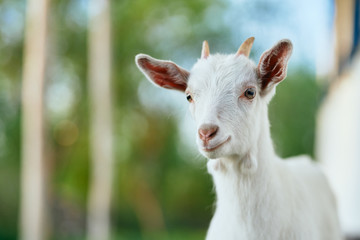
(257, 39, 293, 94)
(135, 54, 189, 92)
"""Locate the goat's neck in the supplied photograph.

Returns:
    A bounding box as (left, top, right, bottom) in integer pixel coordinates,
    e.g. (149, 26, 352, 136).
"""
(208, 105, 278, 219)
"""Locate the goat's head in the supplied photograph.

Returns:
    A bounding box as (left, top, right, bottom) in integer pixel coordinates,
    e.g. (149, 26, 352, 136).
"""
(136, 38, 292, 161)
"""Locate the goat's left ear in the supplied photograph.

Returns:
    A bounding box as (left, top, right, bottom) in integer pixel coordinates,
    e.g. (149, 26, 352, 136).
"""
(257, 39, 293, 94)
(135, 54, 189, 92)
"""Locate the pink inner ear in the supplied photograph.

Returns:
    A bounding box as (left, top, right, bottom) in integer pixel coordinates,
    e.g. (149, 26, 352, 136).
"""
(138, 58, 188, 91)
(258, 41, 292, 91)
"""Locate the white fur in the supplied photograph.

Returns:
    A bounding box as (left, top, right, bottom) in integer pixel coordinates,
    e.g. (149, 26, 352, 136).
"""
(136, 41, 342, 240)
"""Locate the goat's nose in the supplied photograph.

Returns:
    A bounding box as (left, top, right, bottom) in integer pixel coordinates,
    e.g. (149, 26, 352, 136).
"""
(198, 124, 219, 141)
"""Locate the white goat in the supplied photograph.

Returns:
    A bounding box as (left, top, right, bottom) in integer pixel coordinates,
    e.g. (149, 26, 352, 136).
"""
(135, 38, 341, 240)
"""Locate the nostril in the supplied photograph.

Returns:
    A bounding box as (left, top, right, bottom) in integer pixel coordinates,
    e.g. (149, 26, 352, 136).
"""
(208, 128, 218, 138)
(198, 124, 219, 141)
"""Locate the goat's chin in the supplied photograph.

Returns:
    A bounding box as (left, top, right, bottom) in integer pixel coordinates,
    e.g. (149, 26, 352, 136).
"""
(200, 150, 221, 159)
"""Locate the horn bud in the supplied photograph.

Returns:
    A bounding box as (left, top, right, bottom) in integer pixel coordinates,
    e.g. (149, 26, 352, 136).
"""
(236, 37, 255, 57)
(201, 40, 210, 59)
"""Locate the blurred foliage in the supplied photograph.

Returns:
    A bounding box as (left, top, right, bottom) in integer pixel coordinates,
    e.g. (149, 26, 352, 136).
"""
(0, 0, 323, 239)
(270, 69, 322, 158)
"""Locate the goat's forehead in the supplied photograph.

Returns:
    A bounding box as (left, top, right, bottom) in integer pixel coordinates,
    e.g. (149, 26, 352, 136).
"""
(188, 54, 257, 91)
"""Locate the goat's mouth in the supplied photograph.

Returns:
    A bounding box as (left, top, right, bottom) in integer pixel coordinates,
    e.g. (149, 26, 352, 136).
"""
(202, 136, 231, 152)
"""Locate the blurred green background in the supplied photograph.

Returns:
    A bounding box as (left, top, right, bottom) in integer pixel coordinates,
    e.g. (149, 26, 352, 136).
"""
(0, 0, 330, 239)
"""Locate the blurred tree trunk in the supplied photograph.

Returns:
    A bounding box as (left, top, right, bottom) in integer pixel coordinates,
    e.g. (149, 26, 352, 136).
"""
(87, 0, 114, 239)
(19, 0, 49, 240)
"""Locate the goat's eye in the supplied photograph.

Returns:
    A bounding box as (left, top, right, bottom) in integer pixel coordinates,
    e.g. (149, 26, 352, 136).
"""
(244, 88, 256, 99)
(186, 93, 193, 103)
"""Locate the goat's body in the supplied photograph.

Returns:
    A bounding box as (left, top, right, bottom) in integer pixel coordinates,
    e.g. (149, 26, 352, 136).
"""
(207, 155, 341, 240)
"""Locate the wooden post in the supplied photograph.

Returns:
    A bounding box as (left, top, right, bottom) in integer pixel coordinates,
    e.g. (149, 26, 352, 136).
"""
(316, 0, 360, 237)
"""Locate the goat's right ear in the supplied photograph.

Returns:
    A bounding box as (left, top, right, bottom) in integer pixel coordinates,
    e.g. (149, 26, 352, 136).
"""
(135, 54, 189, 92)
